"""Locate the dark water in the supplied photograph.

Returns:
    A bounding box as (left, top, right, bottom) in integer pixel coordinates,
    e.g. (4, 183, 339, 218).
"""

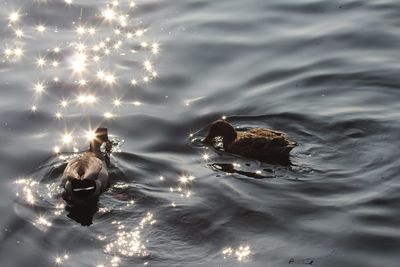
(1, 0, 400, 266)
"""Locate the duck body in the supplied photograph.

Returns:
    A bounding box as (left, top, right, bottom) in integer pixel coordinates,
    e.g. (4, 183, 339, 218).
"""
(203, 120, 296, 164)
(62, 128, 110, 204)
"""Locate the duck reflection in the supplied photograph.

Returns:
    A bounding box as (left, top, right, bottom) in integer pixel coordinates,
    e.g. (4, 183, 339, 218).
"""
(64, 198, 99, 226)
(210, 163, 273, 179)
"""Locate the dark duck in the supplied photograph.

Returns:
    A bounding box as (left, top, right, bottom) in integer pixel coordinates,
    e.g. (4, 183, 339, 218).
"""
(203, 120, 297, 164)
(62, 128, 111, 204)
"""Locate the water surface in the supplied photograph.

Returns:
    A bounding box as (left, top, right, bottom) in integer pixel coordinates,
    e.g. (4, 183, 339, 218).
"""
(1, 0, 400, 266)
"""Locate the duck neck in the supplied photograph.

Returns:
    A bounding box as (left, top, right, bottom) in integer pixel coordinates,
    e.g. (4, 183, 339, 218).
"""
(222, 130, 237, 150)
(90, 139, 112, 167)
(89, 140, 103, 154)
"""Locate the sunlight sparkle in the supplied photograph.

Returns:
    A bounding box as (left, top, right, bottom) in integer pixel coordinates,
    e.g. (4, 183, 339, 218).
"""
(62, 133, 73, 144)
(36, 25, 46, 32)
(9, 12, 20, 23)
(34, 82, 45, 93)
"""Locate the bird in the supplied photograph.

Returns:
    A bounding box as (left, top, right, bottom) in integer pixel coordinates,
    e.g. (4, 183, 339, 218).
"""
(62, 128, 111, 204)
(203, 120, 297, 164)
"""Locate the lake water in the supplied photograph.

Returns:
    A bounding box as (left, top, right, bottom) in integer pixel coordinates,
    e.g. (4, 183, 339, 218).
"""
(1, 0, 400, 266)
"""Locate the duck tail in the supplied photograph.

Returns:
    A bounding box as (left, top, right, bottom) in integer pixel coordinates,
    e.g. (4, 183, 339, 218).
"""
(71, 179, 96, 197)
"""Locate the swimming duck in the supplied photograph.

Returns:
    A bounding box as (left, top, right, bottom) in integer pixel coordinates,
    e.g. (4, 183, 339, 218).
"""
(203, 120, 297, 164)
(62, 128, 111, 204)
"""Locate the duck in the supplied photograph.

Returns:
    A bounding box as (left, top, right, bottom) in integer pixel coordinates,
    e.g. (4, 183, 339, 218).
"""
(62, 128, 111, 204)
(203, 120, 297, 164)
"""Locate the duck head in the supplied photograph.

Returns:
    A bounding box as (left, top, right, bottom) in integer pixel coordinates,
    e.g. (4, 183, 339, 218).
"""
(203, 120, 237, 150)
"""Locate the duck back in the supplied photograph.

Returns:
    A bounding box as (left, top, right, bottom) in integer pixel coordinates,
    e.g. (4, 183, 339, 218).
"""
(62, 152, 109, 200)
(228, 128, 296, 163)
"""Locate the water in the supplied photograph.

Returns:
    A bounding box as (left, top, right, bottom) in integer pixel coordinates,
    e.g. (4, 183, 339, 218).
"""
(1, 0, 400, 266)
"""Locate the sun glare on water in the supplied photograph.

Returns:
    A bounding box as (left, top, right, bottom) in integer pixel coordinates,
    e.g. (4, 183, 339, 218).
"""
(3, 0, 161, 153)
(7, 1, 246, 267)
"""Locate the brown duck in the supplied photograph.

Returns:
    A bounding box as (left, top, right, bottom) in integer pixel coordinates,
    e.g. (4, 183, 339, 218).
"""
(203, 120, 297, 164)
(62, 128, 111, 204)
